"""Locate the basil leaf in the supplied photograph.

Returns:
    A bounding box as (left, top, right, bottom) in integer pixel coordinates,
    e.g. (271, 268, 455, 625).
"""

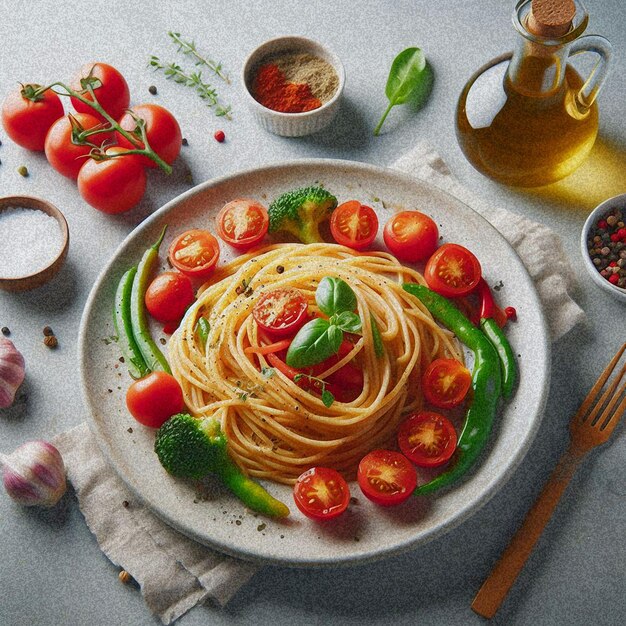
(195, 316, 210, 348)
(316, 277, 357, 317)
(321, 389, 335, 407)
(331, 311, 362, 334)
(370, 314, 384, 358)
(286, 318, 343, 368)
(373, 47, 432, 136)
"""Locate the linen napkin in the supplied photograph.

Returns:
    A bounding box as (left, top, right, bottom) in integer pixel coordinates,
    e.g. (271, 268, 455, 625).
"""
(54, 143, 585, 625)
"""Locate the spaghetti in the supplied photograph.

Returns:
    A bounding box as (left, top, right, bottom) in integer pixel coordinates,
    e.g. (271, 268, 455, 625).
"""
(168, 243, 462, 484)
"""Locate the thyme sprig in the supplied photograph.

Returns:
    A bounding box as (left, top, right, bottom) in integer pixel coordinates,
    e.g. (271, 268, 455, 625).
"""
(168, 31, 230, 84)
(148, 56, 231, 119)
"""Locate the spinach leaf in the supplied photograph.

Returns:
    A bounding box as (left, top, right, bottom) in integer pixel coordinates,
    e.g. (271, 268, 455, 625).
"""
(370, 314, 384, 358)
(316, 277, 357, 316)
(286, 318, 343, 368)
(373, 47, 429, 136)
(331, 311, 363, 334)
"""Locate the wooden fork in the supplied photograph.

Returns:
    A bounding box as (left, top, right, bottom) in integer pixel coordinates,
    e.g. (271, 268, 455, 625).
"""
(471, 342, 626, 619)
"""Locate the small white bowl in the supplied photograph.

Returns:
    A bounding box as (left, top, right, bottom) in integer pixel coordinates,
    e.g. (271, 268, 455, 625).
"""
(580, 193, 626, 303)
(242, 36, 345, 137)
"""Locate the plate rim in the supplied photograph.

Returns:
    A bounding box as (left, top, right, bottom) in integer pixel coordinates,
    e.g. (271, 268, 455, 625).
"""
(78, 157, 551, 567)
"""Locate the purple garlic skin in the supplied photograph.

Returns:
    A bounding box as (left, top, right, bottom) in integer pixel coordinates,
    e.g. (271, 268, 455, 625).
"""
(1, 440, 66, 507)
(0, 338, 26, 409)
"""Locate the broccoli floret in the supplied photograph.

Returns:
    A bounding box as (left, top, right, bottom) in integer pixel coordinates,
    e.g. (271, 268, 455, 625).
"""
(268, 186, 338, 244)
(155, 413, 290, 517)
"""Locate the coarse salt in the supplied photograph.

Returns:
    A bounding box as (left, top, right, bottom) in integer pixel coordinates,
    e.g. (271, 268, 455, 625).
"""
(0, 207, 63, 278)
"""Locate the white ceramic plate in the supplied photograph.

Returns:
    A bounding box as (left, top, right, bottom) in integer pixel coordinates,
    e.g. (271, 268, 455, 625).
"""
(79, 160, 550, 567)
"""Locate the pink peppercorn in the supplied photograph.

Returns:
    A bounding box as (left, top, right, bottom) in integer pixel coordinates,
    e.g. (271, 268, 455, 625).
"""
(608, 274, 619, 285)
(214, 130, 225, 143)
(504, 306, 517, 321)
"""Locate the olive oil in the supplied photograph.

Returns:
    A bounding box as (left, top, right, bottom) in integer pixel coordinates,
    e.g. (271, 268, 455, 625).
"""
(455, 0, 611, 188)
(456, 54, 598, 187)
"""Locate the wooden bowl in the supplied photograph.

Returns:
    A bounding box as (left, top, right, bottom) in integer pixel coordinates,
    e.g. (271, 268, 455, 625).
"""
(0, 196, 69, 292)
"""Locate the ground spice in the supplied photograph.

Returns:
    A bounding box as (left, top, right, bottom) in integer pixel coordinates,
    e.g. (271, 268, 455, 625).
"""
(252, 52, 338, 113)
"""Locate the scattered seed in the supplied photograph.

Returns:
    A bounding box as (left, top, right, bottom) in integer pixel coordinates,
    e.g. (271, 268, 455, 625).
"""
(122, 500, 129, 508)
(127, 427, 133, 433)
(43, 325, 54, 336)
(17, 165, 28, 177)
(257, 523, 266, 532)
(1, 327, 9, 336)
(148, 85, 157, 95)
(43, 335, 58, 348)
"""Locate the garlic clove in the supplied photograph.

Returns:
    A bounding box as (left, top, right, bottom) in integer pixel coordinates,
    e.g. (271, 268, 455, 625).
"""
(0, 440, 66, 507)
(0, 338, 26, 409)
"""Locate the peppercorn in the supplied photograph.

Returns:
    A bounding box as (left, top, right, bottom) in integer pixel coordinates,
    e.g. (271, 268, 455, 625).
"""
(43, 335, 58, 348)
(17, 165, 28, 177)
(1, 327, 9, 336)
(214, 130, 225, 143)
(276, 265, 285, 274)
(43, 326, 54, 336)
(118, 570, 133, 585)
(148, 85, 157, 95)
(587, 206, 626, 289)
(182, 137, 188, 146)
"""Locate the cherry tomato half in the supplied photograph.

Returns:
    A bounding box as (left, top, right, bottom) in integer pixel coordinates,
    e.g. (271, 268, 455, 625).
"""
(116, 104, 182, 169)
(70, 62, 130, 122)
(383, 211, 439, 263)
(293, 467, 350, 520)
(126, 371, 185, 428)
(45, 113, 114, 179)
(216, 198, 270, 250)
(397, 411, 457, 468)
(2, 85, 64, 151)
(330, 201, 379, 250)
(253, 288, 308, 338)
(168, 229, 220, 280)
(357, 450, 418, 506)
(145, 272, 195, 323)
(424, 243, 482, 298)
(77, 147, 146, 214)
(422, 358, 472, 409)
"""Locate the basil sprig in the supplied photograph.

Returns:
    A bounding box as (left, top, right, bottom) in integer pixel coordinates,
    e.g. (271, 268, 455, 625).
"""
(286, 277, 362, 369)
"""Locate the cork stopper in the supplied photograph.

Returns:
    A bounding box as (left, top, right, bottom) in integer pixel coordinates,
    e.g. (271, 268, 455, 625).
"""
(527, 0, 576, 38)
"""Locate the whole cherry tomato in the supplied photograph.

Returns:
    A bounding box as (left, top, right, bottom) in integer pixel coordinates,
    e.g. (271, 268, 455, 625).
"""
(70, 62, 130, 122)
(77, 147, 146, 214)
(116, 104, 182, 169)
(383, 211, 439, 263)
(45, 113, 114, 179)
(126, 371, 185, 428)
(145, 272, 195, 323)
(2, 85, 64, 151)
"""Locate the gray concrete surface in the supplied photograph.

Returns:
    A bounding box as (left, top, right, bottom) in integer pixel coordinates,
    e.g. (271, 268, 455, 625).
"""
(1, 1, 624, 624)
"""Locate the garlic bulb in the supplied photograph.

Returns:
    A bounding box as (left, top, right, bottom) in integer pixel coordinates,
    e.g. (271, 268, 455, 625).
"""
(0, 440, 67, 507)
(0, 338, 25, 409)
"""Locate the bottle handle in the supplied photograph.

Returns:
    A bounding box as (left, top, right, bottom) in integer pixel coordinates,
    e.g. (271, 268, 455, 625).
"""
(568, 35, 612, 110)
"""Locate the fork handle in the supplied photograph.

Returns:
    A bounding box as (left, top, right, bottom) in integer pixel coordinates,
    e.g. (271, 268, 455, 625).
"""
(471, 445, 583, 618)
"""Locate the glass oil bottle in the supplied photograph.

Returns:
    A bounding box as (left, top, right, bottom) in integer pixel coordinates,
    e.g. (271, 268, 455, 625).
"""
(456, 0, 611, 187)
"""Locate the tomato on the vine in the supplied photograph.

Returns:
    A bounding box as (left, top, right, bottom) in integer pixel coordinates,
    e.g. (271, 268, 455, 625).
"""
(330, 201, 379, 250)
(168, 229, 220, 280)
(424, 243, 482, 297)
(293, 467, 350, 520)
(2, 85, 64, 151)
(45, 113, 114, 179)
(253, 288, 308, 338)
(216, 199, 269, 250)
(126, 371, 185, 428)
(383, 211, 439, 263)
(397, 411, 457, 468)
(77, 147, 146, 214)
(70, 62, 130, 122)
(145, 272, 195, 323)
(116, 104, 182, 169)
(357, 450, 418, 506)
(422, 358, 472, 409)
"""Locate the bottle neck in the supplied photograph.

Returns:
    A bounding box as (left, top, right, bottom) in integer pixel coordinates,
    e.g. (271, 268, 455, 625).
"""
(506, 36, 571, 96)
